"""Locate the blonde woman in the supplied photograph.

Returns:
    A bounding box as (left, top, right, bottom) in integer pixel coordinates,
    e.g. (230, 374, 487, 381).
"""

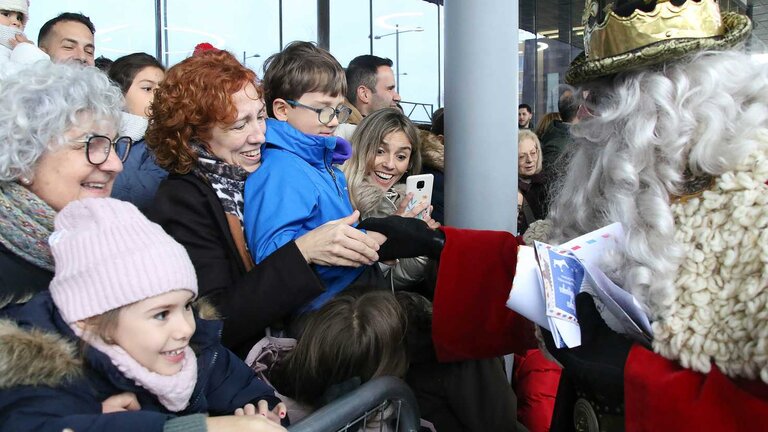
(517, 129, 546, 235)
(344, 108, 439, 289)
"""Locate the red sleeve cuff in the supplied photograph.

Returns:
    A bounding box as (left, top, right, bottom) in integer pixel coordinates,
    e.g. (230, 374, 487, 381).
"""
(432, 227, 536, 362)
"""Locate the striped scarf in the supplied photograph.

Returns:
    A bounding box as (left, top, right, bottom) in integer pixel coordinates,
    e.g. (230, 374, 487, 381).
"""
(0, 181, 56, 271)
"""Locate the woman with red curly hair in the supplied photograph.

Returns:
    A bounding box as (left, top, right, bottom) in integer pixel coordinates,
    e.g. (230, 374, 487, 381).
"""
(146, 49, 383, 358)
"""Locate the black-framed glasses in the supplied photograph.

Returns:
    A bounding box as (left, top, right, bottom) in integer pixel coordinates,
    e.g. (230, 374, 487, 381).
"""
(285, 99, 352, 125)
(72, 135, 133, 165)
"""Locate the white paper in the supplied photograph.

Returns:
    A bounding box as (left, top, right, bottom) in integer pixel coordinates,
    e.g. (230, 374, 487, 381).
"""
(507, 246, 550, 330)
(506, 222, 653, 349)
(560, 222, 624, 268)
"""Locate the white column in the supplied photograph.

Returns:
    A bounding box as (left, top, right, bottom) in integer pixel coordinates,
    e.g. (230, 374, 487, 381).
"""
(444, 0, 518, 232)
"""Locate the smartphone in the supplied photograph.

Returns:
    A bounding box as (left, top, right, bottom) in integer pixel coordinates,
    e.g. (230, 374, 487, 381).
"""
(405, 174, 434, 220)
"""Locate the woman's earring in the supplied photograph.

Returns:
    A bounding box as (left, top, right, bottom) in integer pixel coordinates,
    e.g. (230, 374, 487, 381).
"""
(18, 177, 32, 186)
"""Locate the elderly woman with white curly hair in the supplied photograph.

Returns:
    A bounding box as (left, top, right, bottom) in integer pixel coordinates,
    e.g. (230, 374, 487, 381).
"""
(0, 62, 130, 306)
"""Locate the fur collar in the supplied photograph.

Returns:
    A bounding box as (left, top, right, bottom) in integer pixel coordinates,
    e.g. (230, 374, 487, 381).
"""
(0, 319, 82, 389)
(0, 297, 221, 389)
(352, 180, 406, 219)
(345, 100, 364, 126)
(420, 135, 444, 172)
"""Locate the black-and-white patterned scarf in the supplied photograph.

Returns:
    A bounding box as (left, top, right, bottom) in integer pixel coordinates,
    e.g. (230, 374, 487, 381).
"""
(190, 142, 250, 221)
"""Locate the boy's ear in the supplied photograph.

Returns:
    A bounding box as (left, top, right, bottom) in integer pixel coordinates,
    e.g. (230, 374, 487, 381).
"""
(272, 98, 290, 121)
(356, 85, 371, 105)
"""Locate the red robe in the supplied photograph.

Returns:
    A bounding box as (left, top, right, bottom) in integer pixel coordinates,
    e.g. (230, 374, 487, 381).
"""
(431, 226, 768, 431)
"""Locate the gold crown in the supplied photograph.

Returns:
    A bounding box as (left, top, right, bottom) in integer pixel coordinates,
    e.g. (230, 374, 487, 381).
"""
(584, 0, 726, 61)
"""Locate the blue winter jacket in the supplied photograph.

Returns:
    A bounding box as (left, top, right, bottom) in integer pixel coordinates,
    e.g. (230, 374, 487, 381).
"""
(243, 119, 363, 310)
(0, 292, 280, 432)
(111, 139, 168, 212)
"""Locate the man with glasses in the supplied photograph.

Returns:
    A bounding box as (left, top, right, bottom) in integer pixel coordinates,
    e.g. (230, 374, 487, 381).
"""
(243, 42, 387, 310)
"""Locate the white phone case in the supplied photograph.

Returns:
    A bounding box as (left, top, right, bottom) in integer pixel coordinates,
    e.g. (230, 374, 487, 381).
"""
(405, 174, 434, 220)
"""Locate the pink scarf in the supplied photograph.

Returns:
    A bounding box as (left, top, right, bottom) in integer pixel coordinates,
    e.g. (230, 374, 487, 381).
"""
(74, 326, 198, 412)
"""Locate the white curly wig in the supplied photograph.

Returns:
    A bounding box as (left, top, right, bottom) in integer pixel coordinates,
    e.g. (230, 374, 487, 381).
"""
(0, 62, 124, 181)
(547, 50, 768, 317)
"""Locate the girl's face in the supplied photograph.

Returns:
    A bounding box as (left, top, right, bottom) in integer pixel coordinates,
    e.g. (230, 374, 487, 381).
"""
(111, 290, 196, 376)
(124, 66, 165, 118)
(518, 137, 539, 176)
(0, 10, 25, 29)
(206, 83, 267, 173)
(367, 130, 412, 191)
(27, 113, 123, 211)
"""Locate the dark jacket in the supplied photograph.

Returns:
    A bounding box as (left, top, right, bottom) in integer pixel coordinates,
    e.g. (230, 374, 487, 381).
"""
(147, 172, 325, 358)
(540, 120, 572, 175)
(0, 242, 52, 308)
(111, 139, 168, 213)
(517, 174, 548, 235)
(0, 292, 280, 432)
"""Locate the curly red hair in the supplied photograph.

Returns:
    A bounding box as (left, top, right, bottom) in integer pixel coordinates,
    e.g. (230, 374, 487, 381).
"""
(145, 50, 260, 174)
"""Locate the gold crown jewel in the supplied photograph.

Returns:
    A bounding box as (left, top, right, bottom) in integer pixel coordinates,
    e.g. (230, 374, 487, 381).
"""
(584, 0, 725, 61)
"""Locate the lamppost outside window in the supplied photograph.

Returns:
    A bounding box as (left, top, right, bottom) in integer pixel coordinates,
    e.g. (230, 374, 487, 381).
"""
(242, 51, 261, 65)
(373, 24, 423, 92)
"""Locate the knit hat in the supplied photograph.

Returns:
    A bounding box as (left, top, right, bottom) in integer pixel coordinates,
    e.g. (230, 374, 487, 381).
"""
(49, 198, 198, 323)
(0, 0, 29, 25)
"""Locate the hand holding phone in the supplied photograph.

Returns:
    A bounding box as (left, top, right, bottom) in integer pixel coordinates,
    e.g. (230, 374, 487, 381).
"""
(404, 174, 434, 220)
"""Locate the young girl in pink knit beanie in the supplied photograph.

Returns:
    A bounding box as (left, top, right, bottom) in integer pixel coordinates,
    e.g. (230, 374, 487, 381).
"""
(0, 198, 287, 432)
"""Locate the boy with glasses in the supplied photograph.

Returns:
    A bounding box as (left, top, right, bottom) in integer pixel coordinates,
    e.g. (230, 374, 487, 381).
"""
(243, 41, 381, 311)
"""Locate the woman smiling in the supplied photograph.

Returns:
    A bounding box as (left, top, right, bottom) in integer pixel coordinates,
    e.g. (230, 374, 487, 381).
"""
(0, 62, 128, 306)
(146, 49, 382, 357)
(344, 108, 439, 289)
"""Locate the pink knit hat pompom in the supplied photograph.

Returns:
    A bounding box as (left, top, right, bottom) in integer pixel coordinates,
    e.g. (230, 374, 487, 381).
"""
(49, 198, 198, 323)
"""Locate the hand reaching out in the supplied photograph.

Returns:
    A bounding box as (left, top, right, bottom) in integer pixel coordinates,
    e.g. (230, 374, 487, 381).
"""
(358, 215, 445, 261)
(234, 400, 287, 424)
(295, 210, 382, 267)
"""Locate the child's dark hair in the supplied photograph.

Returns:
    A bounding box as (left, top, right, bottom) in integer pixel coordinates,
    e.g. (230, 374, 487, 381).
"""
(108, 52, 165, 95)
(272, 290, 408, 408)
(261, 41, 346, 118)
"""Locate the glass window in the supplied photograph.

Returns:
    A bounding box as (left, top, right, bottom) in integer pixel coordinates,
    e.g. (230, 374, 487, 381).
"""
(517, 0, 583, 130)
(26, 0, 156, 61)
(282, 0, 318, 46)
(329, 0, 371, 68)
(161, 0, 279, 73)
(372, 0, 441, 123)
